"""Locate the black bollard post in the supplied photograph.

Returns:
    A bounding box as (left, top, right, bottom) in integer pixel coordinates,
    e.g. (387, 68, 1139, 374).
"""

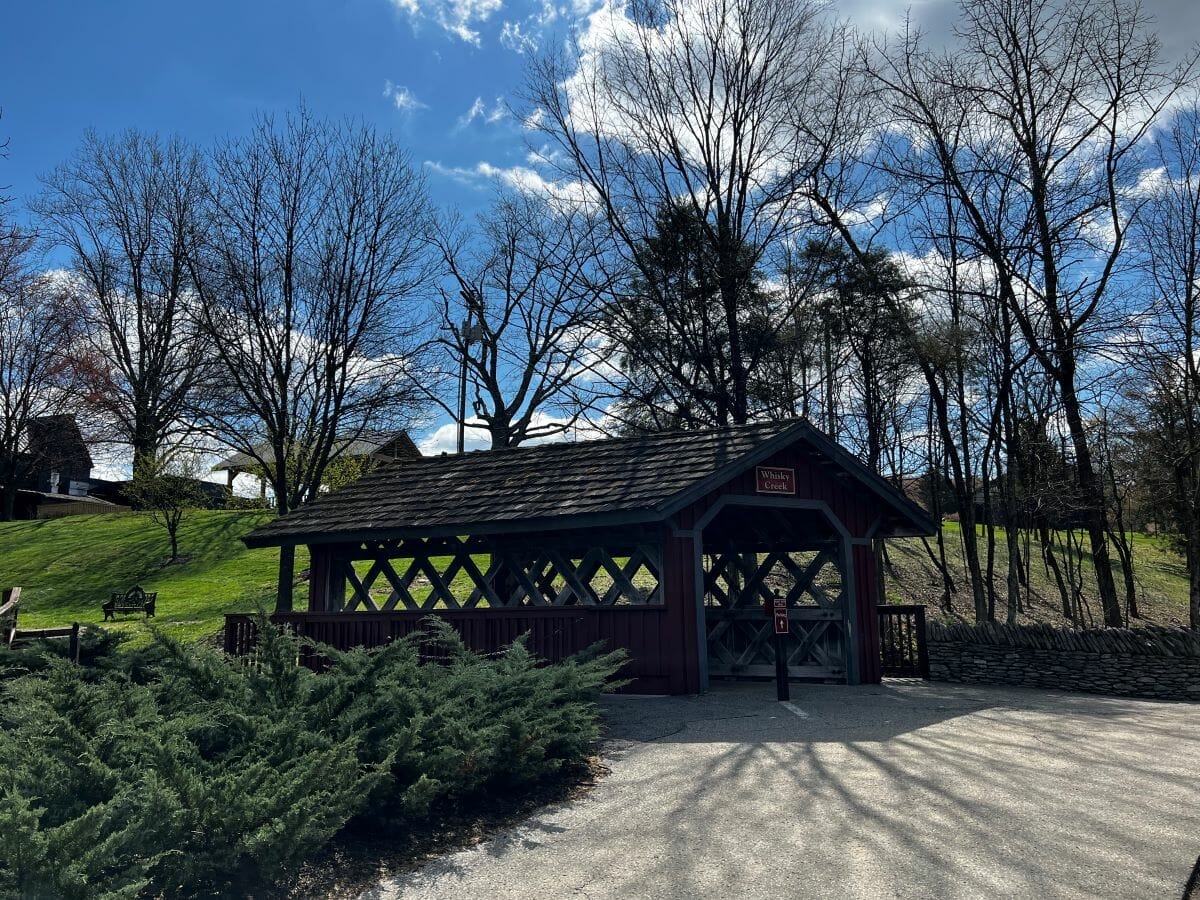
(774, 630, 790, 701)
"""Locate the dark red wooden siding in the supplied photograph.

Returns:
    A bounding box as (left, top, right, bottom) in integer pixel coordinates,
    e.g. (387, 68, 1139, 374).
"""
(227, 606, 676, 694)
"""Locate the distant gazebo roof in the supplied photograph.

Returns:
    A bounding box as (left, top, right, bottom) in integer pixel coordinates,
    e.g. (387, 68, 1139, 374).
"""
(212, 431, 421, 476)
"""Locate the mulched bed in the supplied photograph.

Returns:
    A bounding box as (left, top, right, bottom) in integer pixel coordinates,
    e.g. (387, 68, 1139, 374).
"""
(267, 757, 608, 899)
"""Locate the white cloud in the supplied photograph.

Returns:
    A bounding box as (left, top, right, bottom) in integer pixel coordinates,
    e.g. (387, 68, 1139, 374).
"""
(418, 410, 611, 454)
(419, 419, 492, 454)
(499, 0, 593, 54)
(458, 96, 488, 128)
(1126, 165, 1170, 199)
(425, 159, 599, 213)
(388, 0, 503, 45)
(500, 19, 539, 54)
(523, 107, 545, 131)
(455, 96, 507, 130)
(382, 80, 427, 113)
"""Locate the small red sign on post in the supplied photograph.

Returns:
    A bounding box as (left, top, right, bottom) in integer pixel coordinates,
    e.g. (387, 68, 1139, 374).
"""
(756, 466, 796, 495)
(773, 597, 789, 635)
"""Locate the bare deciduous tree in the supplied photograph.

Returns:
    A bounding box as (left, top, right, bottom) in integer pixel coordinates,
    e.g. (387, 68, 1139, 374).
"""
(34, 130, 209, 479)
(859, 0, 1196, 626)
(1126, 102, 1200, 628)
(188, 110, 434, 608)
(0, 227, 83, 520)
(525, 0, 843, 425)
(429, 189, 612, 448)
(123, 450, 209, 562)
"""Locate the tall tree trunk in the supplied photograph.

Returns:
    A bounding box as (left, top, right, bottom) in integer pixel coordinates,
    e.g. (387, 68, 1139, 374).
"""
(719, 269, 748, 425)
(1187, 520, 1200, 630)
(921, 372, 987, 620)
(1005, 525, 1021, 625)
(1039, 521, 1072, 620)
(1058, 371, 1122, 626)
(131, 429, 159, 482)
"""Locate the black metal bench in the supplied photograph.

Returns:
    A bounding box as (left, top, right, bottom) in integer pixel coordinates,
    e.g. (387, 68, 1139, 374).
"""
(103, 585, 157, 621)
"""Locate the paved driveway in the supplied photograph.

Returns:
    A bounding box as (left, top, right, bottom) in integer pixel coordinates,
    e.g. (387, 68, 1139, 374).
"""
(367, 681, 1200, 899)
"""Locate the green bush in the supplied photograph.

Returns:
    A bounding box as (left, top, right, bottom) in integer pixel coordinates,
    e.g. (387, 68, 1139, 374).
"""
(0, 627, 128, 681)
(0, 620, 625, 897)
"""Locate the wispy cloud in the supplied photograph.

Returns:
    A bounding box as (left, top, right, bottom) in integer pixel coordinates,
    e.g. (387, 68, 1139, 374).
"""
(426, 159, 546, 191)
(499, 19, 539, 54)
(382, 80, 427, 113)
(425, 159, 598, 213)
(388, 0, 503, 46)
(455, 95, 508, 130)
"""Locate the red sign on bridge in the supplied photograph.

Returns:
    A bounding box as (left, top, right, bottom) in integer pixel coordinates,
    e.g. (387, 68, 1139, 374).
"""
(756, 466, 795, 495)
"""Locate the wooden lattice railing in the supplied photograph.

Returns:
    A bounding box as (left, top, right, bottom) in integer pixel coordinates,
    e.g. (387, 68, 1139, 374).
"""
(326, 536, 663, 611)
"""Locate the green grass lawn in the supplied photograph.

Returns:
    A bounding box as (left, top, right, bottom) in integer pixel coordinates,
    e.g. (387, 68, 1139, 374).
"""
(0, 510, 1190, 648)
(887, 522, 1192, 628)
(0, 510, 305, 644)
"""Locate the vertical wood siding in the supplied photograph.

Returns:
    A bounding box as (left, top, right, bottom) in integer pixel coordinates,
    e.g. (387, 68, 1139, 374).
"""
(226, 606, 675, 693)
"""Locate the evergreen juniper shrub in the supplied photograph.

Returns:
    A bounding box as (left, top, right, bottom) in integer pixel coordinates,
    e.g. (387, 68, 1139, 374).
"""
(0, 618, 625, 897)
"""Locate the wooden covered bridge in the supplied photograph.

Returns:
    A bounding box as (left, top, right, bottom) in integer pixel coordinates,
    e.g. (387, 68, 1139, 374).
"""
(228, 420, 935, 693)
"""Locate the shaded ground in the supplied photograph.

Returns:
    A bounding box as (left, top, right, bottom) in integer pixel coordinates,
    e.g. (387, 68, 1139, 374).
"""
(369, 681, 1200, 899)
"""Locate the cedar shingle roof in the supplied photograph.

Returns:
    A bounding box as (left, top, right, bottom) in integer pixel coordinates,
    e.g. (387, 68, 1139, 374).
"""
(242, 420, 935, 547)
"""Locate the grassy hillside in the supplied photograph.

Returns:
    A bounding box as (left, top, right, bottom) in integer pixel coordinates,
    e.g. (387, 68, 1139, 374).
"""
(0, 512, 1189, 648)
(0, 511, 307, 644)
(887, 522, 1192, 629)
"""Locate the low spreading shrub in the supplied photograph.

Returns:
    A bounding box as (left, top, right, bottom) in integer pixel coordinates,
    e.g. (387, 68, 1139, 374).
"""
(0, 620, 625, 898)
(0, 627, 128, 681)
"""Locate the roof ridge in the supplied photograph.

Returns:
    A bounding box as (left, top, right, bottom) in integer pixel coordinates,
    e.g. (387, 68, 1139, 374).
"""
(430, 418, 799, 461)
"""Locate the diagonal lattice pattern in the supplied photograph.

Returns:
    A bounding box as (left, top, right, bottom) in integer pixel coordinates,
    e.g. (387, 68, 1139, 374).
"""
(703, 547, 848, 678)
(330, 537, 662, 611)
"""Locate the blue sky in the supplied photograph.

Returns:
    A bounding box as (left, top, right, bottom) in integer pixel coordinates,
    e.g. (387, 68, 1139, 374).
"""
(4, 0, 1194, 232)
(0, 0, 565, 234)
(0, 0, 592, 470)
(2, 0, 1195, 472)
(5, 0, 1197, 219)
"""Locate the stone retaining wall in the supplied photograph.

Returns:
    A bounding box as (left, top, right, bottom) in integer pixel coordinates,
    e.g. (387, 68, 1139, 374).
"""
(926, 622, 1200, 702)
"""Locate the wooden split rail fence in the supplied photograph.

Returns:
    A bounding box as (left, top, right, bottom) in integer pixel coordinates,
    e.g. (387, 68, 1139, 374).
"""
(2, 587, 83, 662)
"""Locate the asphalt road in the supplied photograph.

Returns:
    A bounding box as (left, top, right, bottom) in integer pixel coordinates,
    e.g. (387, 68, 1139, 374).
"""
(366, 681, 1200, 899)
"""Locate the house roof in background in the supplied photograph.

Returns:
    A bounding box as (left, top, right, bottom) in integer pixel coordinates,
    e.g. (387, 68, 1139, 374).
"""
(26, 415, 92, 470)
(243, 420, 936, 548)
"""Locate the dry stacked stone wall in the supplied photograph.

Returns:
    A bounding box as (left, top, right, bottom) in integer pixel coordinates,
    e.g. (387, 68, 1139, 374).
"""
(926, 621, 1200, 702)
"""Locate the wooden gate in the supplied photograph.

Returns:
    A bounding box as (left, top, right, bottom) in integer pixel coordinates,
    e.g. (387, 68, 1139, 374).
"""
(703, 543, 850, 681)
(877, 604, 929, 678)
